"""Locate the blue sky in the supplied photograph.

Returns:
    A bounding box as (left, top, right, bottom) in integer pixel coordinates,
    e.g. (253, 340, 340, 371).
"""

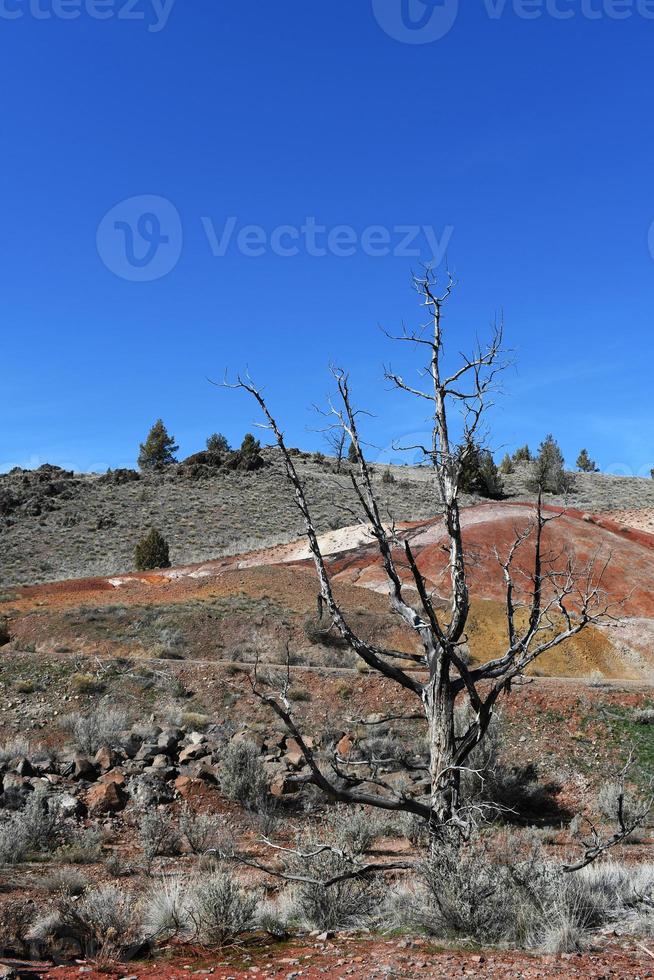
(2, 0, 653, 476)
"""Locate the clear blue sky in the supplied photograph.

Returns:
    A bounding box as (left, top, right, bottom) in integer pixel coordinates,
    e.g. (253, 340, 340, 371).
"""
(2, 1, 653, 476)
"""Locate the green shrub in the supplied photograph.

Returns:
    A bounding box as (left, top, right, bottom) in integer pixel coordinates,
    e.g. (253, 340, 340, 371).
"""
(206, 432, 230, 453)
(135, 529, 171, 571)
(459, 442, 503, 498)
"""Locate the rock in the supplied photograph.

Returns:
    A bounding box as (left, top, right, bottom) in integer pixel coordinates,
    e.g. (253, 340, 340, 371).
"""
(283, 739, 305, 769)
(99, 767, 126, 787)
(0, 963, 17, 978)
(86, 780, 126, 815)
(173, 775, 204, 799)
(150, 753, 171, 769)
(178, 743, 208, 764)
(157, 728, 181, 753)
(122, 733, 143, 759)
(55, 792, 85, 819)
(13, 756, 36, 777)
(270, 771, 301, 797)
(134, 742, 160, 763)
(94, 745, 118, 771)
(336, 734, 354, 757)
(190, 762, 219, 784)
(187, 731, 206, 746)
(128, 772, 173, 806)
(73, 756, 98, 782)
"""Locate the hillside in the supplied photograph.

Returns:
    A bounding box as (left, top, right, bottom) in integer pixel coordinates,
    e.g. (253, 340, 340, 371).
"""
(3, 450, 654, 588)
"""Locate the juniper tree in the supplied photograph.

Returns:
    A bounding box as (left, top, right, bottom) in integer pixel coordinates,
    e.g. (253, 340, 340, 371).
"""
(529, 434, 569, 493)
(137, 420, 179, 470)
(206, 433, 230, 453)
(135, 529, 171, 571)
(576, 449, 598, 473)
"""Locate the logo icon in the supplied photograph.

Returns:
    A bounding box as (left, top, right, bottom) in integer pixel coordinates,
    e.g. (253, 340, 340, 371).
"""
(97, 195, 182, 282)
(372, 0, 459, 44)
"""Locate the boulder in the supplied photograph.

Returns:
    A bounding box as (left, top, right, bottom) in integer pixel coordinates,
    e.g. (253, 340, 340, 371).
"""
(94, 745, 118, 771)
(72, 755, 98, 781)
(336, 734, 355, 757)
(86, 780, 126, 816)
(178, 743, 208, 764)
(99, 768, 126, 787)
(270, 771, 301, 797)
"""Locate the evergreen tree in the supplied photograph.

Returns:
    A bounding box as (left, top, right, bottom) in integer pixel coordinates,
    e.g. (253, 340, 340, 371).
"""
(137, 420, 179, 470)
(238, 433, 264, 471)
(206, 432, 230, 454)
(499, 453, 514, 475)
(576, 449, 598, 473)
(348, 441, 358, 463)
(459, 442, 503, 499)
(135, 529, 171, 571)
(529, 434, 569, 493)
(512, 445, 532, 464)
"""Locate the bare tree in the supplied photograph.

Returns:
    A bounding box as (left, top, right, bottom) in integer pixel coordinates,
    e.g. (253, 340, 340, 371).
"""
(227, 270, 617, 844)
(323, 427, 347, 474)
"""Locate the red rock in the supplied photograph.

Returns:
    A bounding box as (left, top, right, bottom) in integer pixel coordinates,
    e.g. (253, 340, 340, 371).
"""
(86, 779, 126, 815)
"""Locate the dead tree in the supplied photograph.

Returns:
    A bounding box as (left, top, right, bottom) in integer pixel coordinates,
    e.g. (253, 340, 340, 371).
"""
(227, 270, 616, 843)
(323, 427, 347, 474)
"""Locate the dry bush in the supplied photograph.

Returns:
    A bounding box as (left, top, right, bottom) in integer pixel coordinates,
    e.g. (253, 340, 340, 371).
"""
(142, 877, 188, 940)
(220, 739, 269, 813)
(137, 809, 182, 873)
(179, 806, 226, 856)
(323, 805, 379, 856)
(39, 869, 88, 896)
(0, 736, 30, 764)
(60, 705, 128, 754)
(185, 873, 257, 946)
(28, 884, 142, 960)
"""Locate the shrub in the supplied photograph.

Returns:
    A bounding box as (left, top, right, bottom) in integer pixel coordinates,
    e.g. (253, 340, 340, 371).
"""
(135, 529, 171, 571)
(0, 736, 30, 764)
(288, 844, 382, 931)
(221, 740, 269, 813)
(634, 707, 654, 725)
(381, 468, 395, 484)
(138, 809, 181, 873)
(185, 873, 256, 946)
(30, 885, 142, 959)
(39, 868, 88, 896)
(71, 672, 105, 695)
(142, 877, 188, 940)
(238, 433, 264, 471)
(138, 419, 178, 470)
(56, 827, 103, 864)
(0, 818, 28, 866)
(0, 616, 10, 647)
(206, 433, 230, 454)
(597, 780, 644, 837)
(60, 706, 128, 755)
(179, 806, 226, 856)
(459, 442, 502, 498)
(324, 806, 378, 856)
